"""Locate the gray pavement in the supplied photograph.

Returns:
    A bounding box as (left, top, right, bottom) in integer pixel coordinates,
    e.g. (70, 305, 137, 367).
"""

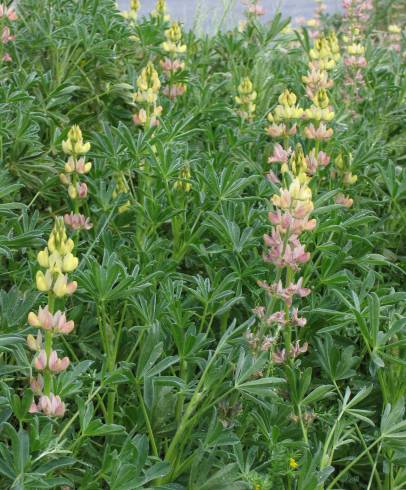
(118, 0, 341, 33)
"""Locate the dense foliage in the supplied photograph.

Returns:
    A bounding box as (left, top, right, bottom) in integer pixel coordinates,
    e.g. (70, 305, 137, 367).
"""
(0, 0, 405, 488)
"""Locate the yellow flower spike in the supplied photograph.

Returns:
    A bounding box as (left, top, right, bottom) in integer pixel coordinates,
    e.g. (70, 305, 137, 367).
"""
(37, 248, 50, 268)
(165, 22, 182, 43)
(36, 270, 52, 292)
(238, 77, 254, 95)
(131, 0, 140, 11)
(62, 125, 91, 156)
(174, 166, 192, 192)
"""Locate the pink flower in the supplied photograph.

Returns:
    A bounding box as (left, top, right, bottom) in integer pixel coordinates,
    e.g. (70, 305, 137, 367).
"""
(48, 351, 70, 373)
(266, 170, 280, 184)
(304, 123, 333, 140)
(335, 193, 353, 208)
(77, 182, 88, 199)
(257, 277, 310, 306)
(305, 149, 330, 174)
(64, 212, 93, 231)
(263, 230, 310, 270)
(252, 306, 265, 319)
(160, 58, 184, 72)
(37, 393, 66, 417)
(30, 375, 44, 395)
(268, 210, 316, 235)
(261, 336, 274, 351)
(53, 311, 75, 334)
(34, 350, 48, 370)
(290, 340, 308, 358)
(1, 26, 15, 44)
(272, 349, 287, 364)
(267, 310, 286, 325)
(291, 307, 307, 327)
(133, 109, 147, 126)
(0, 5, 17, 21)
(268, 144, 292, 164)
(2, 52, 11, 62)
(7, 8, 17, 21)
(248, 4, 265, 16)
(29, 402, 39, 413)
(75, 157, 92, 174)
(163, 84, 186, 99)
(266, 123, 297, 138)
(28, 306, 75, 334)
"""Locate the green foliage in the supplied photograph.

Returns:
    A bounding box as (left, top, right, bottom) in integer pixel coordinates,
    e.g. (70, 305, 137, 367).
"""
(0, 0, 405, 489)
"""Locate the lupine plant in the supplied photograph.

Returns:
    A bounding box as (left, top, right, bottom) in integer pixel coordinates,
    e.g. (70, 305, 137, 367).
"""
(0, 0, 405, 489)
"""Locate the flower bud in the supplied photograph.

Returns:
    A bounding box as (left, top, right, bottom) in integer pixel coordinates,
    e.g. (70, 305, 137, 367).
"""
(68, 184, 77, 200)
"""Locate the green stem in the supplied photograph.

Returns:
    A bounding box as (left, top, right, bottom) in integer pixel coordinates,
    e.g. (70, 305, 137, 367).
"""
(135, 381, 158, 457)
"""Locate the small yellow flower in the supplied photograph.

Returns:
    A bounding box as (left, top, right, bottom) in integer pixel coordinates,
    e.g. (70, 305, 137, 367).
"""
(36, 270, 52, 292)
(289, 457, 299, 469)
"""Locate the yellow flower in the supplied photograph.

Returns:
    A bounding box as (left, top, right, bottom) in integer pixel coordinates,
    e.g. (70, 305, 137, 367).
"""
(62, 125, 91, 156)
(347, 43, 365, 56)
(36, 270, 52, 292)
(62, 253, 79, 273)
(37, 248, 50, 268)
(388, 24, 401, 34)
(289, 458, 299, 469)
(343, 172, 358, 185)
(151, 0, 170, 20)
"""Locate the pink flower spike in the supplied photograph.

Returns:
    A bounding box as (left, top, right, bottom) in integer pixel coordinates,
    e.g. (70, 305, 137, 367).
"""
(2, 52, 11, 62)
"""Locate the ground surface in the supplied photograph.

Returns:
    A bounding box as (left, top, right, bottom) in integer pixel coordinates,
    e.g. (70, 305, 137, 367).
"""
(118, 0, 341, 32)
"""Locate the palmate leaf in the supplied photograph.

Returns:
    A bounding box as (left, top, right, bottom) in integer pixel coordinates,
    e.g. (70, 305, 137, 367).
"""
(77, 250, 150, 303)
(0, 287, 40, 330)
